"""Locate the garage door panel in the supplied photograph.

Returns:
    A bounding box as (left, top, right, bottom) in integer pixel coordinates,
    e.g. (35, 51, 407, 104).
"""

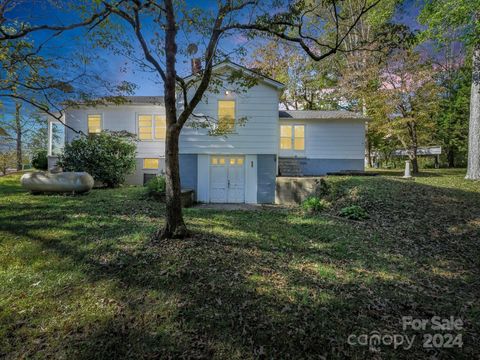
(227, 164, 245, 203)
(210, 165, 228, 203)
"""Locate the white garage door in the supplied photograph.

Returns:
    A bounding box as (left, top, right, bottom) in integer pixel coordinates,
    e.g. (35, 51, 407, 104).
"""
(210, 156, 245, 203)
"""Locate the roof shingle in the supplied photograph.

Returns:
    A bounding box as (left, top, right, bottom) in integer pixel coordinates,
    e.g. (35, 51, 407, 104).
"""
(279, 110, 367, 120)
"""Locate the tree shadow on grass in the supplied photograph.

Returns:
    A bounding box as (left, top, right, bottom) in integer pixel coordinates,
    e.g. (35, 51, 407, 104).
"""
(1, 176, 480, 359)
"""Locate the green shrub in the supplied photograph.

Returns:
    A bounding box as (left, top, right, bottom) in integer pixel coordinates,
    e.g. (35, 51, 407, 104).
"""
(339, 205, 369, 220)
(31, 150, 48, 170)
(302, 197, 329, 214)
(146, 175, 166, 197)
(57, 131, 136, 187)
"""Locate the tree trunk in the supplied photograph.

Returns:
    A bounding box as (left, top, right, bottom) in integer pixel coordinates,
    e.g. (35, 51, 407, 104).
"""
(447, 148, 455, 168)
(15, 102, 22, 171)
(160, 126, 187, 239)
(466, 42, 480, 179)
(410, 121, 419, 174)
(411, 155, 419, 174)
(366, 133, 373, 168)
(156, 0, 188, 239)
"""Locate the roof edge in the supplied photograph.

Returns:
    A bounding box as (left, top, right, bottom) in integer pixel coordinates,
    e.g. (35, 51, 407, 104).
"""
(183, 60, 285, 90)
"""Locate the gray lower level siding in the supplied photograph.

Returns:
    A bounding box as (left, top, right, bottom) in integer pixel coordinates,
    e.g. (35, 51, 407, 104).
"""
(257, 154, 276, 203)
(179, 154, 198, 195)
(125, 158, 165, 185)
(294, 158, 364, 176)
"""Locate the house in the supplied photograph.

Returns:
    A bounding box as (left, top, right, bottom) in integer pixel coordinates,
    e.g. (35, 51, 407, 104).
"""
(47, 61, 367, 204)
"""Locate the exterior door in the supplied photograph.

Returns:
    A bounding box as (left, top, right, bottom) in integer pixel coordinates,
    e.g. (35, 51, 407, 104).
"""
(210, 156, 245, 203)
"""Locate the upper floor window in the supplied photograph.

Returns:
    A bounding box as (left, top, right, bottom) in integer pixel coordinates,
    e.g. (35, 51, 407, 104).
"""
(280, 125, 305, 151)
(154, 115, 166, 139)
(138, 115, 153, 140)
(218, 100, 235, 132)
(138, 114, 166, 140)
(87, 114, 102, 134)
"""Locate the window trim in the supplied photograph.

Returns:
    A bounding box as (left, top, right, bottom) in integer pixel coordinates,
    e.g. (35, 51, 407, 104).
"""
(143, 158, 160, 170)
(217, 99, 237, 133)
(87, 113, 103, 134)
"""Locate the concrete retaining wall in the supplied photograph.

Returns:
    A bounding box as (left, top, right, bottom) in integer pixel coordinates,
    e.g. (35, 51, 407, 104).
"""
(275, 177, 324, 205)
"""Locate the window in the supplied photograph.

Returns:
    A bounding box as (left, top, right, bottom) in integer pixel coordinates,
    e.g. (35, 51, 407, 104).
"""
(280, 125, 292, 150)
(280, 125, 305, 151)
(211, 156, 244, 166)
(87, 114, 102, 134)
(138, 115, 153, 140)
(138, 115, 166, 140)
(211, 156, 226, 165)
(48, 121, 65, 156)
(155, 115, 166, 139)
(294, 125, 305, 150)
(218, 100, 235, 132)
(143, 158, 159, 169)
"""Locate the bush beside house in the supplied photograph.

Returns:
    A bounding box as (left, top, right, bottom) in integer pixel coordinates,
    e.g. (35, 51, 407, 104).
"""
(57, 131, 136, 188)
(146, 175, 166, 199)
(31, 150, 48, 170)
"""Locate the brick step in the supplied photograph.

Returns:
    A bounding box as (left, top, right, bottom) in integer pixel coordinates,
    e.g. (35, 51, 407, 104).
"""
(278, 158, 303, 177)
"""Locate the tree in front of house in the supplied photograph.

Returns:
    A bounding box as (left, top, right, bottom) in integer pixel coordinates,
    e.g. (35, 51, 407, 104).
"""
(368, 48, 441, 174)
(419, 0, 480, 178)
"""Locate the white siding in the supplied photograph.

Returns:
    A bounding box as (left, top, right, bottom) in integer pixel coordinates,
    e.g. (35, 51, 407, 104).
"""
(279, 118, 366, 159)
(65, 105, 166, 158)
(179, 82, 280, 155)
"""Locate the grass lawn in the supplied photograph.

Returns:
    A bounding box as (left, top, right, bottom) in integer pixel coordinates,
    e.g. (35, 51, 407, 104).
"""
(1, 169, 479, 359)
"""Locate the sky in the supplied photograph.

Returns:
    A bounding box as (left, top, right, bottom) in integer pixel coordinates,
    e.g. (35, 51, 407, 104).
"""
(1, 0, 424, 121)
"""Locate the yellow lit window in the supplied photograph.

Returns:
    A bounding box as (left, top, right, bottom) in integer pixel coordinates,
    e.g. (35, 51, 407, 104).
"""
(237, 157, 244, 165)
(138, 115, 153, 140)
(294, 125, 305, 150)
(219, 157, 226, 165)
(280, 125, 305, 151)
(218, 100, 235, 132)
(87, 114, 102, 134)
(155, 115, 166, 139)
(280, 125, 292, 149)
(211, 157, 218, 165)
(230, 158, 236, 165)
(143, 158, 159, 169)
